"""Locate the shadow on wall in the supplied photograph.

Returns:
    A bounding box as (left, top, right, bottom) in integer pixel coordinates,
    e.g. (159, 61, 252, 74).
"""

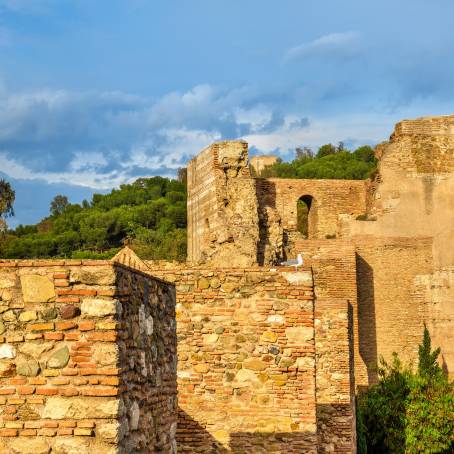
(255, 179, 277, 265)
(316, 403, 356, 453)
(177, 408, 317, 453)
(356, 254, 378, 385)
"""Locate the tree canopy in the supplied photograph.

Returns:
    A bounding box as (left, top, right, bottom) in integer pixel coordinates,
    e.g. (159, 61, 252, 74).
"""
(50, 195, 69, 216)
(0, 179, 15, 234)
(0, 179, 15, 219)
(259, 143, 377, 180)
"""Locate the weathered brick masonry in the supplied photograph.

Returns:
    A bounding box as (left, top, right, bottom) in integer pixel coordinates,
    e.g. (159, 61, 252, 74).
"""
(256, 178, 367, 238)
(148, 264, 356, 453)
(0, 260, 177, 453)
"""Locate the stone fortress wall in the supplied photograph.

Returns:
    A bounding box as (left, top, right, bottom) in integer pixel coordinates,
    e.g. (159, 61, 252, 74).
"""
(0, 260, 177, 454)
(0, 114, 452, 453)
(147, 265, 356, 453)
(187, 114, 454, 390)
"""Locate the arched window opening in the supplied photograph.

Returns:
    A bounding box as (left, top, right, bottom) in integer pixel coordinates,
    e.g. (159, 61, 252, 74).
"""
(297, 195, 313, 238)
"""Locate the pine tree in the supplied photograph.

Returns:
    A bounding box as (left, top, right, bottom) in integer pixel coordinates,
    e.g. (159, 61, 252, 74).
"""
(417, 324, 441, 380)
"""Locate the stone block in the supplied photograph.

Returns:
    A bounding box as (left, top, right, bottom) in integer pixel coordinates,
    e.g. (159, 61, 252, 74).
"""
(20, 275, 55, 303)
(18, 311, 38, 322)
(281, 271, 313, 286)
(70, 267, 116, 285)
(0, 344, 16, 359)
(19, 342, 53, 359)
(52, 438, 89, 454)
(42, 397, 120, 419)
(47, 347, 70, 369)
(243, 358, 267, 371)
(8, 438, 50, 454)
(285, 326, 314, 343)
(81, 299, 120, 318)
(16, 360, 40, 377)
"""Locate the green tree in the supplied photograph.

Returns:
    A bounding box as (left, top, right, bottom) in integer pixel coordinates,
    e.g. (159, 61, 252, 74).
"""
(0, 179, 15, 218)
(358, 328, 454, 453)
(316, 143, 337, 158)
(0, 179, 15, 234)
(50, 195, 69, 216)
(417, 324, 442, 380)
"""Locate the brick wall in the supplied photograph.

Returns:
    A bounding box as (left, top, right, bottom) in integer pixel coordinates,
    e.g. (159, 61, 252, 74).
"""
(257, 178, 367, 238)
(151, 267, 319, 453)
(0, 260, 177, 453)
(293, 239, 367, 386)
(353, 236, 434, 385)
(412, 266, 454, 381)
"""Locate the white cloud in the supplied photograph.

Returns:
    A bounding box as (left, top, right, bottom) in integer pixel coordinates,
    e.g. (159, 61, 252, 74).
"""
(0, 153, 128, 189)
(69, 151, 109, 172)
(0, 80, 424, 191)
(283, 31, 361, 63)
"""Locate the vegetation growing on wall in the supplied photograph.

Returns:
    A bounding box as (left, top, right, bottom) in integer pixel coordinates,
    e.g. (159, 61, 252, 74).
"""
(357, 326, 454, 453)
(259, 144, 377, 180)
(0, 176, 187, 261)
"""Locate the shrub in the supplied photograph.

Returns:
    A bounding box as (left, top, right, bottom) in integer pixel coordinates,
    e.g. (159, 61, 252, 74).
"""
(358, 326, 454, 453)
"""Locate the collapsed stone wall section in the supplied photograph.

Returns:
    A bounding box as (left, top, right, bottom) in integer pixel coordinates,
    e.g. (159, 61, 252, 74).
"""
(187, 141, 261, 267)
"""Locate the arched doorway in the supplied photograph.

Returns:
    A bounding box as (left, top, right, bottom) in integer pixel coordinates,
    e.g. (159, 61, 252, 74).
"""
(297, 195, 314, 239)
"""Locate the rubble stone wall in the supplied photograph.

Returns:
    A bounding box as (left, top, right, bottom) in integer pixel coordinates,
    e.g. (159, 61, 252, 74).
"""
(115, 264, 178, 453)
(0, 260, 177, 454)
(315, 299, 356, 454)
(148, 265, 357, 453)
(187, 141, 260, 267)
(152, 266, 318, 453)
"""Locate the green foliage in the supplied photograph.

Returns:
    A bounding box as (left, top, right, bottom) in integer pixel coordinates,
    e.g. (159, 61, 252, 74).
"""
(260, 144, 377, 180)
(316, 143, 337, 158)
(297, 199, 309, 238)
(418, 324, 442, 380)
(50, 195, 69, 216)
(0, 179, 15, 219)
(0, 176, 187, 261)
(358, 328, 454, 453)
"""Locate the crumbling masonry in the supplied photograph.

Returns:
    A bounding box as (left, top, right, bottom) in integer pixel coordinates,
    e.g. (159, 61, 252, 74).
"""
(0, 115, 453, 453)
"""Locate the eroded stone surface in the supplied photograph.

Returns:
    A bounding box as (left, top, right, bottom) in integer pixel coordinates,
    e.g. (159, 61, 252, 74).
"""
(8, 438, 50, 454)
(81, 299, 120, 317)
(47, 347, 70, 369)
(0, 344, 16, 359)
(42, 397, 120, 419)
(20, 274, 55, 303)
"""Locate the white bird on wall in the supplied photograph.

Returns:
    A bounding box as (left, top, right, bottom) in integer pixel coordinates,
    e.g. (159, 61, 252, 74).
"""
(280, 253, 303, 271)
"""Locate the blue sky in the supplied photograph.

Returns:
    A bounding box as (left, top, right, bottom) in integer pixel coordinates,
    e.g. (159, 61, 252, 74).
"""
(1, 0, 453, 226)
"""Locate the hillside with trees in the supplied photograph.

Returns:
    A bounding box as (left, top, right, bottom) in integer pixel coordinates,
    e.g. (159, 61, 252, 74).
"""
(0, 176, 187, 261)
(0, 143, 377, 260)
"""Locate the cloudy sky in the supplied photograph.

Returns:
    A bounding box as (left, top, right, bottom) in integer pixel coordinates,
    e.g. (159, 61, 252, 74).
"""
(1, 0, 453, 226)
